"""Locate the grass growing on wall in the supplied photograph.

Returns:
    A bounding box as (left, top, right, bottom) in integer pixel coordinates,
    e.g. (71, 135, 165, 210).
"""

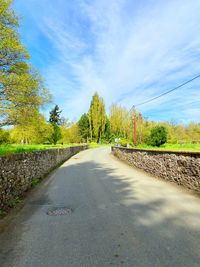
(132, 143, 200, 152)
(0, 144, 85, 156)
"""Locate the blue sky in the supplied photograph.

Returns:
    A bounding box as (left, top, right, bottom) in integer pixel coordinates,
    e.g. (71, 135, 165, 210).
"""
(14, 0, 200, 123)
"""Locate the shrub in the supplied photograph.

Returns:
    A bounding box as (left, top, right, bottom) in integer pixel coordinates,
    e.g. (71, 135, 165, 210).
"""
(148, 126, 167, 147)
(0, 129, 10, 144)
(119, 138, 131, 147)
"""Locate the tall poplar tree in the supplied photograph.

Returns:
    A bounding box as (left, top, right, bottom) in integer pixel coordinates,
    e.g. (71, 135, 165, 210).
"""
(88, 92, 106, 142)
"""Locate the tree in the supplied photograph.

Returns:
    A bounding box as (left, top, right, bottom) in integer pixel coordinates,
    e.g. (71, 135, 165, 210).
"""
(109, 104, 130, 138)
(148, 126, 168, 147)
(10, 113, 53, 144)
(0, 128, 10, 144)
(59, 116, 71, 127)
(187, 122, 200, 143)
(0, 0, 51, 126)
(102, 117, 112, 143)
(61, 123, 81, 143)
(0, 0, 28, 72)
(88, 92, 106, 142)
(49, 105, 62, 124)
(78, 113, 89, 142)
(51, 124, 62, 145)
(49, 105, 62, 144)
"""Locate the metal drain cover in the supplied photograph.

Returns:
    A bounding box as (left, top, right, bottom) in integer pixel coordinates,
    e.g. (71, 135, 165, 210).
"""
(47, 207, 72, 216)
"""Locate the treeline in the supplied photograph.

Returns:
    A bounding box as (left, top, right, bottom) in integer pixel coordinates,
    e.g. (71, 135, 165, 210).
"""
(1, 91, 200, 146)
(77, 93, 200, 146)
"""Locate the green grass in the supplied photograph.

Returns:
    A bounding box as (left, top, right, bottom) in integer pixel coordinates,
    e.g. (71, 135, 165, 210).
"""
(89, 142, 112, 149)
(1, 142, 199, 155)
(0, 142, 112, 155)
(132, 143, 200, 152)
(0, 143, 85, 156)
(7, 196, 22, 208)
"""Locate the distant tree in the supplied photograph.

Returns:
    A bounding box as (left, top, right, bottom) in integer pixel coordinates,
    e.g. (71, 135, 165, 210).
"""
(148, 126, 168, 147)
(109, 104, 130, 138)
(78, 113, 90, 142)
(49, 105, 62, 125)
(61, 123, 81, 143)
(59, 116, 71, 127)
(49, 105, 62, 144)
(51, 124, 62, 145)
(103, 117, 112, 142)
(187, 122, 200, 143)
(88, 92, 106, 142)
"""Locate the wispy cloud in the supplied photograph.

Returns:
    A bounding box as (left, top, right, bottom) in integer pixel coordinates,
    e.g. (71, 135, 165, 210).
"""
(15, 0, 200, 123)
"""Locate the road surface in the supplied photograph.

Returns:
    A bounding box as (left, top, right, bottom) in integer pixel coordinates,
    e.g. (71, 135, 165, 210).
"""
(0, 147, 200, 267)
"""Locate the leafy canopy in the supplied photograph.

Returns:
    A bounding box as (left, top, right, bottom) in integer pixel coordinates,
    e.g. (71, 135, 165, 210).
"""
(0, 0, 51, 126)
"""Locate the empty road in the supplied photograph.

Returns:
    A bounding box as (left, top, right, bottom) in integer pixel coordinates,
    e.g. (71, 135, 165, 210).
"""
(0, 147, 200, 267)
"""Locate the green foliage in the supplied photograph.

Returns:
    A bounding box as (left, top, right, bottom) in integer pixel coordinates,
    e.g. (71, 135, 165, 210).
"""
(102, 117, 112, 142)
(0, 0, 28, 71)
(50, 123, 62, 145)
(49, 105, 62, 125)
(109, 104, 130, 138)
(8, 196, 21, 208)
(49, 105, 62, 144)
(0, 0, 51, 127)
(148, 126, 168, 147)
(60, 123, 81, 144)
(119, 138, 132, 147)
(88, 92, 106, 142)
(0, 128, 10, 144)
(10, 113, 53, 144)
(78, 113, 90, 142)
(31, 177, 41, 187)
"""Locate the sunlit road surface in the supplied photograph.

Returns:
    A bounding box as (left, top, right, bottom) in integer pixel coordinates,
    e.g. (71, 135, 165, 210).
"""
(0, 147, 200, 267)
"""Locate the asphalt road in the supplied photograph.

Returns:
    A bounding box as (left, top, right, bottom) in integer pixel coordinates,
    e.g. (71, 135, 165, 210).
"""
(0, 147, 200, 267)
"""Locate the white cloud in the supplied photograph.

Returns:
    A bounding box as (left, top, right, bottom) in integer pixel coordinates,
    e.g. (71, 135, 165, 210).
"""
(15, 0, 200, 122)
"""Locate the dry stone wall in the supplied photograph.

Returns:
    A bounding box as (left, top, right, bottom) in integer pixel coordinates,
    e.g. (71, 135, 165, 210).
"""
(0, 146, 88, 210)
(112, 147, 200, 192)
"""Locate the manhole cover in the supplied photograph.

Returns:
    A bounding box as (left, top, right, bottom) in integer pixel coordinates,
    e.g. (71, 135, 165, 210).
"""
(46, 207, 72, 216)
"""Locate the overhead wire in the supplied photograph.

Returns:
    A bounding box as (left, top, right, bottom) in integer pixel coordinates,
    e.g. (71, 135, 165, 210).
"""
(129, 73, 200, 112)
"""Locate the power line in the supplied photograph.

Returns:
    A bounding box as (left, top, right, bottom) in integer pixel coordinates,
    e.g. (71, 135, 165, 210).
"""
(130, 73, 200, 111)
(142, 100, 200, 116)
(186, 100, 200, 106)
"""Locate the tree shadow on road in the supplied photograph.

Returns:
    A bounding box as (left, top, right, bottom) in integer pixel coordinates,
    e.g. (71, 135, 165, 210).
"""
(0, 157, 200, 267)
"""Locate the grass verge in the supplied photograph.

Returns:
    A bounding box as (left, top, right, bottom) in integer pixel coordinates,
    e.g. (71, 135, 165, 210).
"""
(0, 143, 85, 156)
(132, 143, 200, 152)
